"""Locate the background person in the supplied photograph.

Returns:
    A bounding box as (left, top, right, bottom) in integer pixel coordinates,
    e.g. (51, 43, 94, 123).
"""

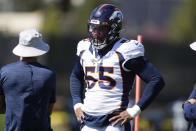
(0, 29, 56, 131)
(183, 42, 196, 131)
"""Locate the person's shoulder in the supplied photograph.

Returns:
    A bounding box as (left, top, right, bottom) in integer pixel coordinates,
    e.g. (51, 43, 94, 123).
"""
(36, 65, 56, 80)
(76, 38, 91, 56)
(0, 61, 21, 71)
(115, 38, 144, 60)
(37, 64, 56, 75)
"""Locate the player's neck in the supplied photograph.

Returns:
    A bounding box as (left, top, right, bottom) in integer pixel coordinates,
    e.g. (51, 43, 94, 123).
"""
(20, 57, 37, 63)
(98, 38, 120, 53)
(97, 41, 115, 57)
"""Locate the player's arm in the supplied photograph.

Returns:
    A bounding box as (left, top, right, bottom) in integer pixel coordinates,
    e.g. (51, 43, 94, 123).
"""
(70, 56, 85, 106)
(183, 102, 196, 121)
(47, 71, 56, 116)
(109, 56, 165, 126)
(48, 104, 54, 116)
(124, 56, 165, 115)
(183, 90, 196, 121)
(70, 56, 85, 123)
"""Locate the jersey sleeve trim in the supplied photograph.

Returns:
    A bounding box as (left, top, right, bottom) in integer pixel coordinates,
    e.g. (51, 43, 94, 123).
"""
(122, 60, 131, 72)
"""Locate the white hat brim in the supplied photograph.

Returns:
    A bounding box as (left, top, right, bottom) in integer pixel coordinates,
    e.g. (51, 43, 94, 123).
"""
(190, 42, 196, 51)
(12, 41, 50, 57)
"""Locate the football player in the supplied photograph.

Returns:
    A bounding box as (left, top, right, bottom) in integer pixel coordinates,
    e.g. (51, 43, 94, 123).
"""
(70, 4, 165, 131)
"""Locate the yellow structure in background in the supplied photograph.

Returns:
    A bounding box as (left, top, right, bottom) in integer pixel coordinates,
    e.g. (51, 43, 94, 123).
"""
(51, 111, 70, 131)
(0, 12, 43, 35)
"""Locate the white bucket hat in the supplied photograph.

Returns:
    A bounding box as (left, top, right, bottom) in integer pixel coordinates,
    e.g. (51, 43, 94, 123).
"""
(190, 41, 196, 51)
(13, 29, 50, 57)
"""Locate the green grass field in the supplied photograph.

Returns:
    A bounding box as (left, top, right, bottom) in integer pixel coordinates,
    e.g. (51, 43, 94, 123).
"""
(0, 112, 69, 131)
(0, 114, 5, 131)
(0, 112, 173, 131)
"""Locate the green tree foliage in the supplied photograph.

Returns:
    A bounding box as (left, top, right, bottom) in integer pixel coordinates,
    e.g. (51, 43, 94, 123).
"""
(168, 0, 196, 44)
(14, 0, 44, 11)
(41, 6, 64, 38)
(41, 0, 118, 38)
(70, 0, 97, 37)
(40, 0, 70, 38)
(14, 0, 70, 12)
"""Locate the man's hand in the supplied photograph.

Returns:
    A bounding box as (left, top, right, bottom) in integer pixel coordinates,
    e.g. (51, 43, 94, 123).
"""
(109, 110, 132, 127)
(74, 107, 85, 123)
(188, 99, 196, 105)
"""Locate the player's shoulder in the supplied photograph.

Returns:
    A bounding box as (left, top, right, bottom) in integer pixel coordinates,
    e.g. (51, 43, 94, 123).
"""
(116, 38, 144, 51)
(76, 38, 91, 56)
(115, 38, 144, 60)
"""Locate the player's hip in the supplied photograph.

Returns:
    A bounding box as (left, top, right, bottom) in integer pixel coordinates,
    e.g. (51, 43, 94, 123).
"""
(80, 111, 131, 131)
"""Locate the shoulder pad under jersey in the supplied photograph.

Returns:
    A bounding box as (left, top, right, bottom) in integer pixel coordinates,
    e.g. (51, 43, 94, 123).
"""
(76, 38, 91, 56)
(115, 39, 144, 60)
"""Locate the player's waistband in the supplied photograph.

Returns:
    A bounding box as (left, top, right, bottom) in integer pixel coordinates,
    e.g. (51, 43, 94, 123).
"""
(81, 110, 131, 130)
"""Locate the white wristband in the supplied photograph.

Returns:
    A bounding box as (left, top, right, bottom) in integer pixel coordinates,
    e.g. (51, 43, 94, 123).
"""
(74, 103, 83, 111)
(126, 105, 141, 118)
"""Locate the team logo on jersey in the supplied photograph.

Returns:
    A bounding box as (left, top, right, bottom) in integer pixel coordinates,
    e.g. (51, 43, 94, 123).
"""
(90, 19, 100, 24)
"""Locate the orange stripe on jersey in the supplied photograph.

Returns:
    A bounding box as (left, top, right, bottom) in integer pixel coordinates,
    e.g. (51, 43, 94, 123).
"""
(114, 51, 124, 108)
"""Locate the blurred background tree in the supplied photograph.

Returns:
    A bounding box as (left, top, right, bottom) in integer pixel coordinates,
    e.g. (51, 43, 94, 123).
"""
(41, 0, 70, 37)
(14, 0, 44, 11)
(168, 0, 196, 44)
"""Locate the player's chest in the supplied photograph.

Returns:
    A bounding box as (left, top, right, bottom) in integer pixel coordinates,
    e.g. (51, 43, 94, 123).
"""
(81, 50, 123, 90)
(81, 50, 121, 68)
(80, 50, 122, 80)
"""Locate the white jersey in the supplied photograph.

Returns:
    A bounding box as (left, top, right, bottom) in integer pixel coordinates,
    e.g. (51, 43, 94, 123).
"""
(76, 38, 144, 116)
